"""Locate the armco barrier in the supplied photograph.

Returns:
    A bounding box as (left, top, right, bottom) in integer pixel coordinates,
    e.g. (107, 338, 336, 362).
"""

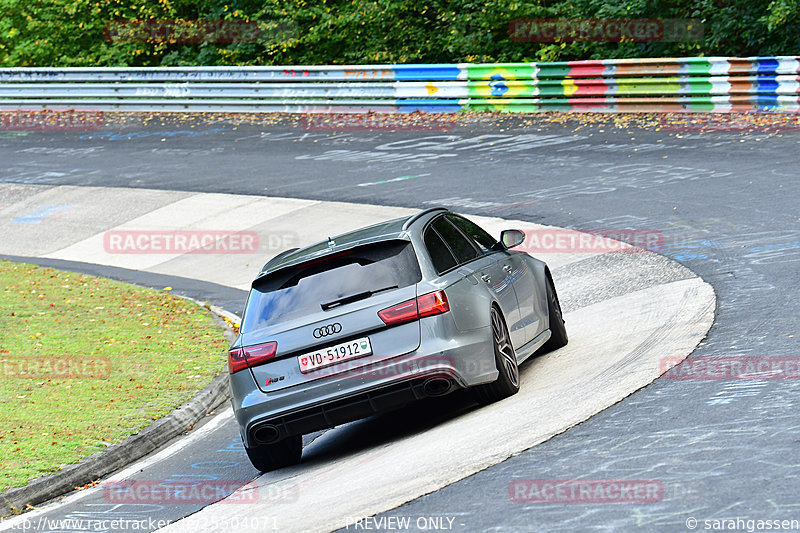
(1, 56, 799, 113)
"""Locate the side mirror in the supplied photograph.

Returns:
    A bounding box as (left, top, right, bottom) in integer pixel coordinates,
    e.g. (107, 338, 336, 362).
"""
(500, 229, 525, 249)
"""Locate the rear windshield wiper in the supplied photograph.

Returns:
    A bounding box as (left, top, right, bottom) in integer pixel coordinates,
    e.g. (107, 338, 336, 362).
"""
(321, 285, 399, 311)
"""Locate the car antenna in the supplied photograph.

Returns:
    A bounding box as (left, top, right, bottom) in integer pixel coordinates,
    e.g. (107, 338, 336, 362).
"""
(328, 236, 335, 248)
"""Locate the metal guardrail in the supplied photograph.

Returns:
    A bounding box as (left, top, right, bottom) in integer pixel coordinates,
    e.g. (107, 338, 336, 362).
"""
(1, 57, 799, 113)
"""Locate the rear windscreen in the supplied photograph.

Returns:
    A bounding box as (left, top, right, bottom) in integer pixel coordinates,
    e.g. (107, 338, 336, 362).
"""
(242, 240, 421, 332)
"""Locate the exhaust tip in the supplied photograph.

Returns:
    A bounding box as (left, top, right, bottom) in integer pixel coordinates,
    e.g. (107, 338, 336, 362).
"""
(253, 424, 281, 444)
(422, 377, 453, 397)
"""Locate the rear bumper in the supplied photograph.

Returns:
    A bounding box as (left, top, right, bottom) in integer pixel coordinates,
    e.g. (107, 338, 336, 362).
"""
(231, 314, 496, 448)
(246, 376, 453, 447)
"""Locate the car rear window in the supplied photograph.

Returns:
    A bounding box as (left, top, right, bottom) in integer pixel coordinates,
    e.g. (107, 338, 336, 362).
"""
(242, 240, 421, 331)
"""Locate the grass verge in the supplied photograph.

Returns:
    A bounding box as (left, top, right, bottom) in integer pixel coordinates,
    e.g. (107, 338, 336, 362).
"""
(0, 260, 229, 493)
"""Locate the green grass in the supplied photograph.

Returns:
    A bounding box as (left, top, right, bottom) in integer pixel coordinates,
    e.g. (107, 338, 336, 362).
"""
(0, 260, 229, 494)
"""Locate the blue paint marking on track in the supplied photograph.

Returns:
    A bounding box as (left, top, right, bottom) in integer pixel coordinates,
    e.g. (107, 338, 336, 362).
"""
(12, 204, 74, 223)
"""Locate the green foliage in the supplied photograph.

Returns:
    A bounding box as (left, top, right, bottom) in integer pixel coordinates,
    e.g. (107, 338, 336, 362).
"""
(1, 0, 798, 66)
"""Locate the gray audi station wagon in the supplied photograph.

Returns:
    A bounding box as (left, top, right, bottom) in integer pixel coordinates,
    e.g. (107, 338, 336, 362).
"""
(229, 207, 567, 471)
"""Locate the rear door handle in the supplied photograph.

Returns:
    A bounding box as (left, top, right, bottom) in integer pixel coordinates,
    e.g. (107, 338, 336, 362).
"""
(503, 264, 513, 273)
(481, 274, 491, 283)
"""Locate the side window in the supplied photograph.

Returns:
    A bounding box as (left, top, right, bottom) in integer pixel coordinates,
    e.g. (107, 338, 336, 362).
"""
(424, 227, 458, 274)
(446, 215, 497, 253)
(432, 217, 479, 264)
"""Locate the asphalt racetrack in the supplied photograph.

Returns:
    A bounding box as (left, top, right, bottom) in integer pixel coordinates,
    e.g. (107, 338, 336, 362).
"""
(0, 114, 798, 532)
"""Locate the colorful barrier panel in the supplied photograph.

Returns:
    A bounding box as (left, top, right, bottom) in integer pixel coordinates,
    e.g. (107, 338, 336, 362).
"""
(1, 56, 798, 113)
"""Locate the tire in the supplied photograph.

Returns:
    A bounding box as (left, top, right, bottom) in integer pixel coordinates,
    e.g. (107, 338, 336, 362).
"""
(244, 435, 302, 472)
(540, 274, 568, 352)
(472, 307, 520, 405)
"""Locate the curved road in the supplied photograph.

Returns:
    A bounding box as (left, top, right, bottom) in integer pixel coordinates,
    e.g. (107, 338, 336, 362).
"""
(1, 115, 798, 531)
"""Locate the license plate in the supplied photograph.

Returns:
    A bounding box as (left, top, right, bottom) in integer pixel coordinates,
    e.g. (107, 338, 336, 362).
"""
(298, 337, 372, 374)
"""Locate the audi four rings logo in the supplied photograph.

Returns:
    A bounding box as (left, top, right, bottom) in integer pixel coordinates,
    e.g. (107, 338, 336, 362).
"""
(313, 323, 342, 338)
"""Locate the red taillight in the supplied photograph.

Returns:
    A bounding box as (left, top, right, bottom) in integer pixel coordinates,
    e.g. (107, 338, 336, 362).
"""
(378, 299, 419, 325)
(378, 290, 449, 326)
(228, 347, 248, 374)
(417, 290, 450, 318)
(244, 342, 278, 368)
(228, 341, 278, 374)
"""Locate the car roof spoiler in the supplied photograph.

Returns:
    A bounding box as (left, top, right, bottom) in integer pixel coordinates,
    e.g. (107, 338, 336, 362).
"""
(402, 207, 448, 231)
